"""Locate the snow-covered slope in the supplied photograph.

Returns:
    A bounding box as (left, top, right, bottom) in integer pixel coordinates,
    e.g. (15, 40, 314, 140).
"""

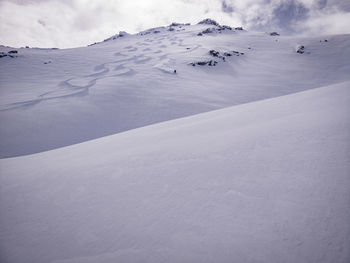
(1, 22, 350, 157)
(1, 20, 350, 262)
(1, 82, 349, 263)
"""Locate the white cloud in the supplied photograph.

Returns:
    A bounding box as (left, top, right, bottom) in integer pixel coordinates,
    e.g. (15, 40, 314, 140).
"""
(296, 9, 350, 35)
(0, 0, 349, 48)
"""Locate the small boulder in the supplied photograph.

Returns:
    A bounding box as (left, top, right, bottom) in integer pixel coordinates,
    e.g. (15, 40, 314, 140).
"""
(118, 31, 128, 37)
(209, 50, 220, 57)
(197, 61, 208, 66)
(296, 45, 305, 54)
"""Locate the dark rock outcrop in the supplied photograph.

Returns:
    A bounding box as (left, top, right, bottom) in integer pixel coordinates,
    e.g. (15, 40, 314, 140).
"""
(190, 48, 244, 67)
(197, 25, 232, 36)
(0, 50, 18, 58)
(198, 18, 219, 26)
(190, 60, 218, 67)
(296, 45, 305, 54)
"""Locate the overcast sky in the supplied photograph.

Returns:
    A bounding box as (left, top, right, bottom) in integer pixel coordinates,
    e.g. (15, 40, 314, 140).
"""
(0, 0, 349, 48)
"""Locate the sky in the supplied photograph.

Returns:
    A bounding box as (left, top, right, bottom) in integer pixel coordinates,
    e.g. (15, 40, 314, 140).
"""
(0, 0, 349, 48)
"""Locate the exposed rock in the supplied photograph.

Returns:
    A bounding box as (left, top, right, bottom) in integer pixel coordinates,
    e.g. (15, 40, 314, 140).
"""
(169, 22, 190, 27)
(118, 31, 128, 37)
(0, 51, 18, 58)
(139, 31, 151, 36)
(103, 31, 129, 42)
(235, 27, 243, 30)
(209, 50, 224, 61)
(191, 48, 244, 67)
(223, 50, 244, 56)
(190, 60, 218, 67)
(209, 50, 220, 57)
(197, 25, 232, 36)
(198, 18, 219, 26)
(138, 27, 165, 36)
(202, 28, 215, 34)
(208, 49, 244, 62)
(88, 42, 98, 46)
(170, 22, 182, 27)
(219, 25, 232, 31)
(270, 32, 280, 36)
(296, 45, 305, 54)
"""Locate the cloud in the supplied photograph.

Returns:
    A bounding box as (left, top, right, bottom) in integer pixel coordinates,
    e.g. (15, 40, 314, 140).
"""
(0, 0, 212, 48)
(222, 1, 234, 13)
(295, 8, 350, 35)
(216, 0, 350, 33)
(0, 0, 349, 48)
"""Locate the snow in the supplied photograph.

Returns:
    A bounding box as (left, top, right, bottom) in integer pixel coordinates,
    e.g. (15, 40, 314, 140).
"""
(1, 25, 349, 158)
(0, 21, 350, 262)
(1, 82, 349, 263)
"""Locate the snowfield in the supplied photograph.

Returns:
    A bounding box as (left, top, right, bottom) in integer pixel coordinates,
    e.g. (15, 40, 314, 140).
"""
(0, 20, 350, 263)
(1, 82, 350, 263)
(1, 23, 350, 158)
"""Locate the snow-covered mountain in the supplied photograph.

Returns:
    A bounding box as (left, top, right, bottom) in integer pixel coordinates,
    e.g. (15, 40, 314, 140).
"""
(0, 19, 349, 263)
(1, 19, 349, 158)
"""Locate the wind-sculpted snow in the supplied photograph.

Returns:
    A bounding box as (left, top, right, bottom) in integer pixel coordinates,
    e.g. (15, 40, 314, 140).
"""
(0, 24, 349, 158)
(0, 82, 349, 263)
(0, 55, 142, 111)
